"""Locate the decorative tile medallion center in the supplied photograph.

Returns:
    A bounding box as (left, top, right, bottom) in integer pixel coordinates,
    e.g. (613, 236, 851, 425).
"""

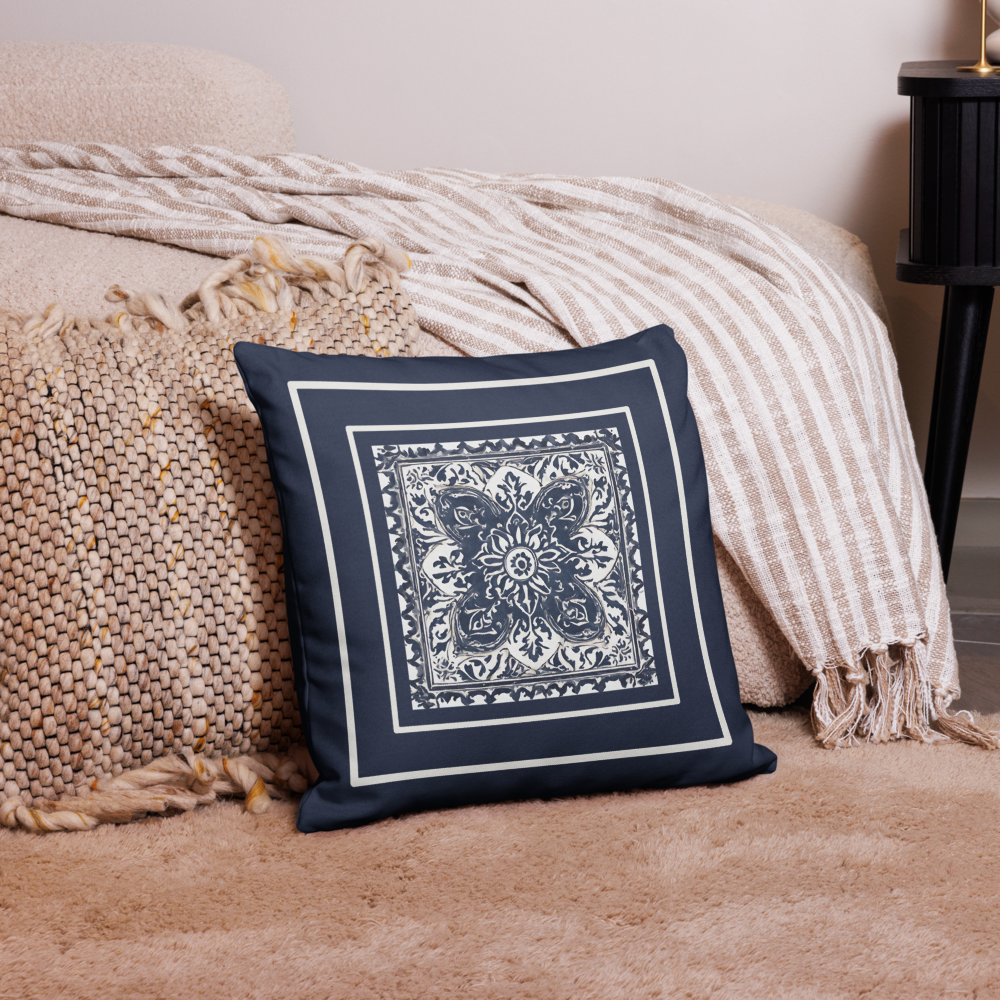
(373, 428, 656, 709)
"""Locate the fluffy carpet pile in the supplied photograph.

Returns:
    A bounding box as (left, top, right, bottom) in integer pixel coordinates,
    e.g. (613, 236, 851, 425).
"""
(2, 709, 998, 999)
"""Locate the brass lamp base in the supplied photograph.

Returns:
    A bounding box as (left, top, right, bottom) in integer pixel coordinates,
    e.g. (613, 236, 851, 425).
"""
(959, 0, 999, 73)
(956, 61, 998, 74)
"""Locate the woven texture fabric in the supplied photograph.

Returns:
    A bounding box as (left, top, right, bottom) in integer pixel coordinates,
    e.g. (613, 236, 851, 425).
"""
(0, 143, 993, 752)
(0, 240, 420, 807)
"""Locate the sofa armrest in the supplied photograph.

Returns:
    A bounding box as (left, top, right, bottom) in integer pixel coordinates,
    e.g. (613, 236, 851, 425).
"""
(715, 194, 892, 341)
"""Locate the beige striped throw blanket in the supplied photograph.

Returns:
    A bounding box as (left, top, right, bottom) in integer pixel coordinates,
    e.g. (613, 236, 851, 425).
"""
(1, 143, 994, 750)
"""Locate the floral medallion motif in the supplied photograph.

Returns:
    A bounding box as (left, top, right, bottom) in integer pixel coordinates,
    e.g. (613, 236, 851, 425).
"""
(374, 428, 656, 709)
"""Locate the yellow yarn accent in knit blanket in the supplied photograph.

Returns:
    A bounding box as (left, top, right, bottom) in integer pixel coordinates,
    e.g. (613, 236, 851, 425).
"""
(0, 236, 417, 826)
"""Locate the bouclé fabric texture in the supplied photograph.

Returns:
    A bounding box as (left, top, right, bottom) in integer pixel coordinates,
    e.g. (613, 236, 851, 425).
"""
(0, 44, 296, 153)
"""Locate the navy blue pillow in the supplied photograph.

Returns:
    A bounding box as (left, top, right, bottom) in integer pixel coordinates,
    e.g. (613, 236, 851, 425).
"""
(235, 325, 775, 832)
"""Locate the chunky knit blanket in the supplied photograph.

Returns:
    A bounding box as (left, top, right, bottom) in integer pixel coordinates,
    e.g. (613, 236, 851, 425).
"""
(0, 143, 993, 749)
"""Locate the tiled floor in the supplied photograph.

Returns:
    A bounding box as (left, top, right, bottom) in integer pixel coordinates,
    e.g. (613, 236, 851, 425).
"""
(948, 546, 1000, 615)
(948, 547, 1000, 715)
(952, 615, 1000, 714)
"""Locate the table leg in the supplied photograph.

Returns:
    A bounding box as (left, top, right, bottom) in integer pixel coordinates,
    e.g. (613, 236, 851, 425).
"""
(924, 284, 993, 580)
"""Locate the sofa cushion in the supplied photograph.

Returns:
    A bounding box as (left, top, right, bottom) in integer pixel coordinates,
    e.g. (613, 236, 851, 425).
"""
(0, 43, 295, 153)
(0, 215, 212, 320)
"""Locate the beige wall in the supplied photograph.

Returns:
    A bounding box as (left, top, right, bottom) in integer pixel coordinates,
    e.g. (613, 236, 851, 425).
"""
(5, 0, 998, 495)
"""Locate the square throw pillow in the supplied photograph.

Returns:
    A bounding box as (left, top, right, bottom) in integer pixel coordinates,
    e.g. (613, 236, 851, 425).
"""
(235, 325, 776, 831)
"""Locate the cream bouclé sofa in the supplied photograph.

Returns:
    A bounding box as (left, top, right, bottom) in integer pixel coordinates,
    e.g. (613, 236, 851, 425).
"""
(0, 42, 893, 710)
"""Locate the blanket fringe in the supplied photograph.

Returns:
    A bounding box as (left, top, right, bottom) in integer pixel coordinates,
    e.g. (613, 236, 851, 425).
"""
(16, 234, 412, 338)
(173, 235, 411, 326)
(0, 748, 318, 834)
(810, 642, 1000, 750)
(932, 693, 1000, 750)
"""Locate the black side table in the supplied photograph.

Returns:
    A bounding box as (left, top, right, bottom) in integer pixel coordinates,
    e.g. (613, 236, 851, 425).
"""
(897, 61, 998, 580)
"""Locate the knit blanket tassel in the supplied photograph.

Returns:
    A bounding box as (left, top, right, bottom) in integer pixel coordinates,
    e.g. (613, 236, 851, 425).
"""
(0, 747, 318, 833)
(811, 642, 1000, 750)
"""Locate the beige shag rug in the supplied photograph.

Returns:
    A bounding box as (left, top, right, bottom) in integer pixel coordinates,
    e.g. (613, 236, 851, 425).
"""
(2, 709, 999, 1000)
